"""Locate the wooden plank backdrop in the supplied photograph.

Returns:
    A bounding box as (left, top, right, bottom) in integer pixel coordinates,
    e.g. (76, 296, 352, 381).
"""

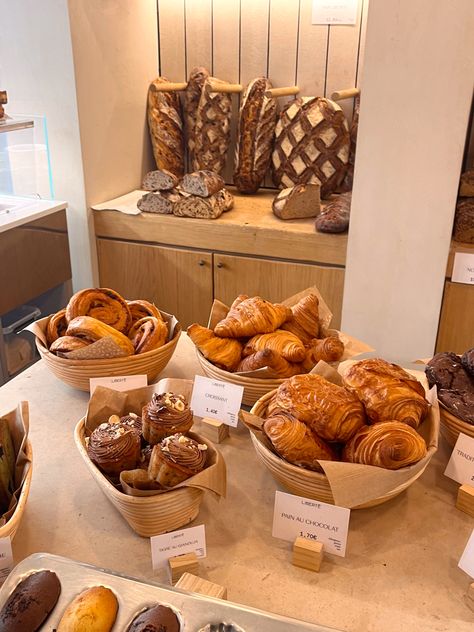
(156, 0, 368, 185)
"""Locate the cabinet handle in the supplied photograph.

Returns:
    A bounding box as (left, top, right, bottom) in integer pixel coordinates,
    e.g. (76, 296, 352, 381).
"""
(198, 260, 205, 266)
(216, 262, 224, 269)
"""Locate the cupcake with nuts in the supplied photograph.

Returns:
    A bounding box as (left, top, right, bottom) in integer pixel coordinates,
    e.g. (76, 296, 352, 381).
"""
(142, 392, 193, 444)
(148, 433, 208, 487)
(87, 414, 142, 476)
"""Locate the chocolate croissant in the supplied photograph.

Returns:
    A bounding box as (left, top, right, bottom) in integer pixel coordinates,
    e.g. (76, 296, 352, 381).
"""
(236, 348, 302, 377)
(128, 316, 168, 353)
(214, 296, 292, 338)
(341, 358, 429, 429)
(49, 335, 91, 356)
(302, 336, 345, 371)
(281, 293, 320, 344)
(66, 287, 132, 334)
(66, 316, 135, 356)
(243, 330, 306, 362)
(343, 421, 427, 469)
(273, 373, 366, 442)
(187, 323, 242, 371)
(46, 308, 68, 346)
(264, 413, 335, 471)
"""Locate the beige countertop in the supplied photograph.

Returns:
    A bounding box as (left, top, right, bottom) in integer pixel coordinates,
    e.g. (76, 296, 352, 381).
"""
(0, 334, 473, 631)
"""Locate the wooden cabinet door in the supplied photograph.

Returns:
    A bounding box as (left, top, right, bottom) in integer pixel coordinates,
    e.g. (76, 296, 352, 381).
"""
(97, 239, 213, 328)
(213, 253, 345, 329)
(436, 281, 474, 353)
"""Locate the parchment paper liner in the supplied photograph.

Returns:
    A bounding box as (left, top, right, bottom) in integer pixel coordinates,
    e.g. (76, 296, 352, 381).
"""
(242, 359, 439, 509)
(204, 286, 373, 377)
(0, 401, 32, 527)
(25, 311, 179, 360)
(84, 378, 226, 499)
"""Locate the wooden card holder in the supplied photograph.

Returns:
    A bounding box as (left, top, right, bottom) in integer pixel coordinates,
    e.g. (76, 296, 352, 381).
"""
(292, 536, 324, 572)
(200, 417, 229, 443)
(456, 484, 474, 518)
(168, 552, 199, 584)
(175, 572, 227, 600)
(265, 86, 300, 98)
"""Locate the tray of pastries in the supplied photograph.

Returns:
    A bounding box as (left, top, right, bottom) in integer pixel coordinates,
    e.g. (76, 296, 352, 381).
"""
(0, 553, 337, 631)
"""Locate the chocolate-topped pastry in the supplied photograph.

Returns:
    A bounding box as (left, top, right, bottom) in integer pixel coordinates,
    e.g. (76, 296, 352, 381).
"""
(425, 352, 474, 391)
(438, 389, 474, 425)
(127, 604, 180, 632)
(87, 414, 141, 476)
(0, 570, 61, 631)
(142, 392, 193, 444)
(139, 444, 153, 470)
(148, 433, 208, 487)
(461, 347, 474, 377)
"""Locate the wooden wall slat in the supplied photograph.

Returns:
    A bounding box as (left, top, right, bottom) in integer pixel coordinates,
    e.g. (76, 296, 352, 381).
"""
(356, 0, 370, 89)
(157, 0, 186, 80)
(240, 0, 270, 85)
(297, 0, 328, 98)
(185, 0, 212, 74)
(267, 0, 300, 92)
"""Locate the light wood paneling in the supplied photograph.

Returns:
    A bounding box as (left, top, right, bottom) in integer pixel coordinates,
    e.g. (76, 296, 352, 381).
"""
(185, 0, 212, 74)
(214, 253, 345, 328)
(97, 239, 213, 328)
(297, 0, 328, 97)
(239, 0, 270, 85)
(158, 0, 186, 79)
(436, 281, 474, 353)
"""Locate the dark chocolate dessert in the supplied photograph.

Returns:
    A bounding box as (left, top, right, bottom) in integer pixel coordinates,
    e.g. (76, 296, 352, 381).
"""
(425, 352, 474, 424)
(127, 604, 180, 631)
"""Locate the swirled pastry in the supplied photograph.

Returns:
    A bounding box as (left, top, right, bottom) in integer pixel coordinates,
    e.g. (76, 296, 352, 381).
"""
(236, 348, 302, 377)
(214, 296, 292, 338)
(87, 415, 141, 476)
(302, 336, 345, 371)
(341, 358, 429, 429)
(127, 299, 163, 325)
(148, 433, 208, 487)
(66, 287, 132, 333)
(66, 316, 135, 356)
(273, 374, 366, 442)
(46, 308, 68, 346)
(343, 421, 427, 469)
(128, 316, 168, 354)
(243, 330, 305, 362)
(264, 413, 335, 471)
(142, 392, 194, 444)
(49, 335, 91, 356)
(281, 293, 320, 344)
(187, 323, 242, 371)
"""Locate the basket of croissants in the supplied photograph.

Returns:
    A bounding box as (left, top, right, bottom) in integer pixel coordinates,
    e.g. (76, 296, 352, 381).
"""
(26, 288, 181, 391)
(187, 287, 372, 406)
(245, 358, 439, 509)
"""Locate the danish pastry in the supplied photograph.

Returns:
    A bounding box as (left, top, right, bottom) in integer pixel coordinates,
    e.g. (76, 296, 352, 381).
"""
(128, 316, 168, 354)
(66, 287, 132, 334)
(66, 316, 135, 356)
(46, 308, 68, 346)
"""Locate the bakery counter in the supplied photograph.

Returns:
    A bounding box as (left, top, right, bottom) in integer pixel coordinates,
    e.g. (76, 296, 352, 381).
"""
(1, 334, 473, 631)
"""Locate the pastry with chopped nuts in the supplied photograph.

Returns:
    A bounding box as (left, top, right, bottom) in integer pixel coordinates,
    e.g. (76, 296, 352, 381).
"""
(148, 433, 208, 487)
(142, 392, 194, 444)
(86, 414, 142, 476)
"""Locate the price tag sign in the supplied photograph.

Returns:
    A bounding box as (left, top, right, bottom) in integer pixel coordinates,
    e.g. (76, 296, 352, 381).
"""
(150, 525, 206, 571)
(459, 529, 474, 579)
(89, 374, 147, 394)
(452, 252, 474, 285)
(444, 433, 474, 485)
(0, 538, 13, 584)
(272, 491, 350, 557)
(312, 0, 359, 25)
(190, 375, 244, 427)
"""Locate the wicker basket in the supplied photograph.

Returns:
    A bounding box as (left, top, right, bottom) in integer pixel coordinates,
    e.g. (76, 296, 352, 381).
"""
(250, 391, 433, 510)
(439, 403, 474, 447)
(35, 316, 181, 391)
(0, 441, 33, 540)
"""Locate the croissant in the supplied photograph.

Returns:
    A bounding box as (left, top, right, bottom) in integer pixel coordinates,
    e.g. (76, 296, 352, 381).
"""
(343, 421, 427, 469)
(127, 299, 163, 325)
(302, 336, 345, 371)
(66, 287, 132, 334)
(236, 349, 303, 377)
(46, 308, 68, 346)
(214, 296, 292, 338)
(264, 413, 336, 471)
(341, 358, 429, 429)
(49, 335, 91, 356)
(273, 374, 366, 442)
(66, 316, 135, 356)
(281, 293, 320, 344)
(187, 323, 242, 371)
(128, 316, 168, 353)
(229, 294, 249, 310)
(243, 330, 306, 362)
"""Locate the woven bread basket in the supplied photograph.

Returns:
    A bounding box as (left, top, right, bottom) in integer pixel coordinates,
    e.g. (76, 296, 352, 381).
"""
(250, 390, 434, 510)
(0, 440, 33, 540)
(439, 403, 474, 447)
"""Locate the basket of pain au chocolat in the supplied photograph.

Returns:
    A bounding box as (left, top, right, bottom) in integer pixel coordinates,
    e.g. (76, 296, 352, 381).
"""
(74, 378, 226, 537)
(243, 358, 439, 509)
(187, 286, 373, 407)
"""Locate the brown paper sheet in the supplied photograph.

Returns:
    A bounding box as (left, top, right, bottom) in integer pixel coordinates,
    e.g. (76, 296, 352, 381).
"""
(0, 401, 32, 526)
(244, 361, 439, 509)
(84, 378, 226, 499)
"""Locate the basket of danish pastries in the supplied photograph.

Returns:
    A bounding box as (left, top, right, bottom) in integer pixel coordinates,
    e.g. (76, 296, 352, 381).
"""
(187, 286, 372, 406)
(244, 358, 439, 509)
(74, 378, 226, 537)
(425, 347, 474, 446)
(26, 287, 181, 391)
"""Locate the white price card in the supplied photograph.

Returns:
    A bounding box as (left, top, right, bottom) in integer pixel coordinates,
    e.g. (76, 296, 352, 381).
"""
(444, 433, 474, 485)
(89, 374, 147, 394)
(0, 538, 13, 584)
(312, 0, 359, 25)
(150, 525, 206, 571)
(452, 252, 474, 285)
(459, 529, 474, 579)
(272, 490, 350, 557)
(190, 375, 243, 427)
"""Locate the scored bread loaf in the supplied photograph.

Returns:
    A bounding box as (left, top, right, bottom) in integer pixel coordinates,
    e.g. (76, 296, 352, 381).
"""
(459, 170, 474, 197)
(142, 169, 179, 191)
(272, 183, 321, 220)
(182, 170, 224, 197)
(173, 189, 233, 219)
(453, 197, 474, 243)
(234, 77, 277, 194)
(339, 95, 360, 193)
(185, 67, 210, 166)
(193, 77, 232, 175)
(272, 97, 350, 198)
(315, 192, 351, 233)
(137, 190, 185, 214)
(147, 77, 185, 177)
